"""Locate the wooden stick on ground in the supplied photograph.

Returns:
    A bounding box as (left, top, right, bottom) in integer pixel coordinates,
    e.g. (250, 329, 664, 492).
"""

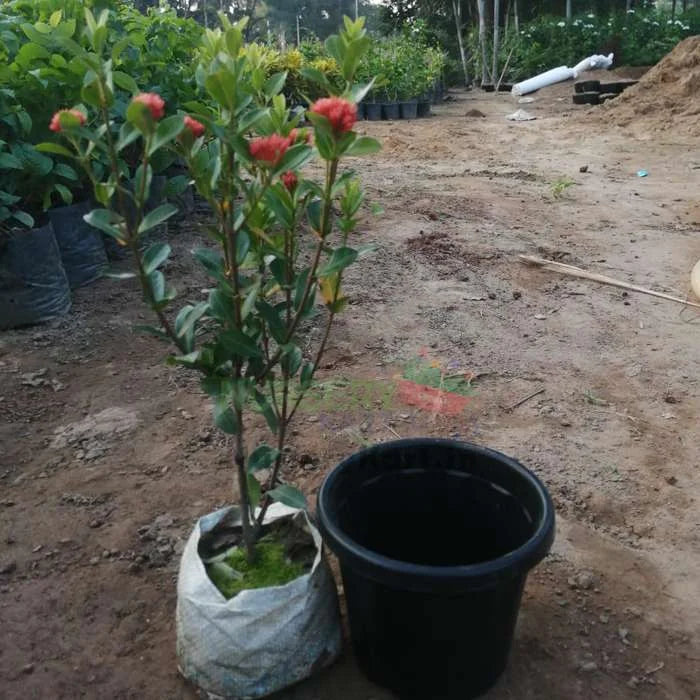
(519, 255, 700, 309)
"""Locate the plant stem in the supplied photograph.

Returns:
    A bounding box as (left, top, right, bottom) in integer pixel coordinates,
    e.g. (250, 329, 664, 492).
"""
(255, 158, 338, 381)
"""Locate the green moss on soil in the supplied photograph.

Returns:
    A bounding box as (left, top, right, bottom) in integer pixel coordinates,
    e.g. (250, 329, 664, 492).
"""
(207, 538, 306, 600)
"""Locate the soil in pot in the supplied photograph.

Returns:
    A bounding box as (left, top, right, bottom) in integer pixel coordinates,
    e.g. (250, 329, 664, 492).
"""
(381, 102, 400, 120)
(200, 515, 316, 599)
(318, 439, 555, 700)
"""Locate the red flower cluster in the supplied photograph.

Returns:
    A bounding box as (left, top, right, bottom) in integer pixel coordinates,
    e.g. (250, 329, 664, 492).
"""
(183, 115, 205, 138)
(49, 109, 85, 133)
(249, 133, 292, 167)
(310, 97, 357, 133)
(132, 93, 165, 120)
(281, 171, 298, 191)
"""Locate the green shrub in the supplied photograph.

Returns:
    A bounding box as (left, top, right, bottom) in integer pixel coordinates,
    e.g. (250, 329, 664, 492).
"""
(469, 8, 698, 83)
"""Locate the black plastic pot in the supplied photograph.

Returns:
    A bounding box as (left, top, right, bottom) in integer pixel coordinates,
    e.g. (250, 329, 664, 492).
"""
(318, 439, 555, 700)
(356, 102, 366, 120)
(599, 80, 638, 95)
(578, 79, 601, 93)
(381, 102, 400, 120)
(416, 101, 431, 118)
(0, 221, 71, 329)
(48, 200, 107, 288)
(364, 103, 382, 121)
(399, 101, 418, 120)
(573, 91, 600, 105)
(481, 83, 495, 92)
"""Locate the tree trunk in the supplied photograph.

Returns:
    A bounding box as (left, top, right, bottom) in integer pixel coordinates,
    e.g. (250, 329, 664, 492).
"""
(566, 0, 572, 22)
(477, 0, 489, 85)
(203, 0, 208, 28)
(672, 0, 677, 20)
(492, 0, 500, 87)
(514, 0, 519, 35)
(626, 0, 632, 11)
(452, 0, 470, 87)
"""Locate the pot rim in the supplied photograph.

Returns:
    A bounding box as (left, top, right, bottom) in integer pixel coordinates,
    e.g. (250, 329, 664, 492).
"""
(317, 438, 555, 592)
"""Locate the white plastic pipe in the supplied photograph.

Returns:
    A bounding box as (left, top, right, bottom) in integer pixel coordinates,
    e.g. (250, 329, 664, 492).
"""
(511, 66, 574, 96)
(572, 53, 614, 77)
(512, 53, 614, 96)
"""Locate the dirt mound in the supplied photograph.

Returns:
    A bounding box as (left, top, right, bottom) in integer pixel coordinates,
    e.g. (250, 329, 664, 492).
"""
(603, 36, 700, 135)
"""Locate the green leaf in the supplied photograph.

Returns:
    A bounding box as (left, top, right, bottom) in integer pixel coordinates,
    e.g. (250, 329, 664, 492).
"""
(236, 230, 250, 265)
(299, 362, 314, 390)
(35, 142, 74, 158)
(138, 203, 178, 234)
(254, 390, 279, 432)
(175, 301, 207, 338)
(54, 183, 73, 205)
(218, 329, 261, 359)
(248, 444, 280, 473)
(274, 143, 313, 176)
(84, 208, 124, 241)
(267, 485, 307, 511)
(208, 288, 237, 326)
(281, 345, 302, 377)
(116, 122, 140, 152)
(257, 300, 286, 344)
(0, 153, 22, 169)
(318, 247, 358, 276)
(112, 70, 138, 95)
(247, 474, 261, 509)
(12, 211, 34, 228)
(343, 136, 382, 157)
(264, 71, 287, 98)
(213, 397, 238, 434)
(299, 66, 331, 91)
(148, 269, 165, 301)
(195, 247, 226, 282)
(54, 163, 77, 180)
(142, 242, 171, 275)
(240, 280, 260, 321)
(350, 78, 376, 105)
(149, 114, 184, 156)
(126, 99, 153, 133)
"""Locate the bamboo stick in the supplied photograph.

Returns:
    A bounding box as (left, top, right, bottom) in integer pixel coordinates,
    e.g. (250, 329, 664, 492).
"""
(518, 255, 700, 309)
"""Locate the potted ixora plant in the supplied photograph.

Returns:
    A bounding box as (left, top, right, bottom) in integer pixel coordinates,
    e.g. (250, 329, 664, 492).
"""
(43, 9, 380, 699)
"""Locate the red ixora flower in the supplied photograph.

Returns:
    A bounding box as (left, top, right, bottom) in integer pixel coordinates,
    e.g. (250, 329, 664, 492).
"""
(249, 133, 291, 167)
(281, 171, 298, 191)
(132, 93, 165, 120)
(49, 109, 85, 133)
(183, 115, 205, 138)
(310, 97, 357, 133)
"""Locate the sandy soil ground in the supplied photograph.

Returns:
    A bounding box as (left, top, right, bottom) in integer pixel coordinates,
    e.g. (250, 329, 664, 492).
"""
(1, 79, 699, 700)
